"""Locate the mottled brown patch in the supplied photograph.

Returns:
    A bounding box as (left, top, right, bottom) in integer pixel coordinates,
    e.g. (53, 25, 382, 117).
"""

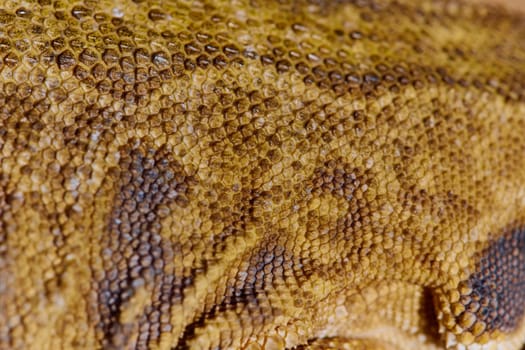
(457, 228, 525, 333)
(96, 142, 195, 349)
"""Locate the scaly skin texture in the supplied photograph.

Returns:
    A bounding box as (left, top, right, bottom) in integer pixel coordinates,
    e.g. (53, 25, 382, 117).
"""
(0, 0, 524, 349)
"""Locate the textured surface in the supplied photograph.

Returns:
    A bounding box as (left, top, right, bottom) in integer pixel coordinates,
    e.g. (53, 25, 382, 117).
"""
(0, 0, 525, 349)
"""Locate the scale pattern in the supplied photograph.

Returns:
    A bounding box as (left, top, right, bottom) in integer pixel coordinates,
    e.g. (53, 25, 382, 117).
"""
(0, 0, 525, 349)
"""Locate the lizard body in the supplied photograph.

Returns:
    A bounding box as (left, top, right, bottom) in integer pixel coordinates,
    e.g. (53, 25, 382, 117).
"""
(0, 0, 525, 349)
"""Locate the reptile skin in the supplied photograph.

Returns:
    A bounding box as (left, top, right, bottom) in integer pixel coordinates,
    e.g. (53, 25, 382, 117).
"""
(0, 0, 524, 349)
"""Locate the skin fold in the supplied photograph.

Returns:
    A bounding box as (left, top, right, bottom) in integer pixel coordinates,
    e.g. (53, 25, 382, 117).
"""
(0, 0, 524, 349)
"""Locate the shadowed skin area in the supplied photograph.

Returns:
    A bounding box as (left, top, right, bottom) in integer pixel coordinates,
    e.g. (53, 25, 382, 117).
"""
(0, 0, 524, 349)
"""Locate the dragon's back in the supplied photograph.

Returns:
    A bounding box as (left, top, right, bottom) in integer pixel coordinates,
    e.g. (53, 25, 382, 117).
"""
(0, 0, 525, 349)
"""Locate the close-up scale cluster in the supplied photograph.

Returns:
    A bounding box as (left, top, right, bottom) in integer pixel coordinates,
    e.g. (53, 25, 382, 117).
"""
(0, 0, 525, 349)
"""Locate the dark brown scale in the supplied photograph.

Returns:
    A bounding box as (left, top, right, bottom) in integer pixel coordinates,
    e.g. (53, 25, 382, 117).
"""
(15, 7, 31, 17)
(148, 9, 167, 21)
(212, 55, 228, 69)
(79, 48, 99, 66)
(3, 52, 19, 68)
(184, 43, 201, 56)
(102, 49, 120, 66)
(151, 51, 170, 68)
(196, 54, 210, 69)
(223, 44, 239, 58)
(51, 38, 66, 51)
(71, 5, 91, 19)
(204, 43, 219, 54)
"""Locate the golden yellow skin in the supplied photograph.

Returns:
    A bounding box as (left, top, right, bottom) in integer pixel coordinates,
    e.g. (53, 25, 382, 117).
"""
(0, 0, 524, 349)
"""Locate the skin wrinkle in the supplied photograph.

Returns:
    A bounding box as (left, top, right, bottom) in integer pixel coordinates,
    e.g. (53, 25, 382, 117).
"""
(0, 0, 524, 350)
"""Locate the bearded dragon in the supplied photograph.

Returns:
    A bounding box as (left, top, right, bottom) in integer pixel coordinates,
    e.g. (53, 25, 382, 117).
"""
(0, 0, 524, 349)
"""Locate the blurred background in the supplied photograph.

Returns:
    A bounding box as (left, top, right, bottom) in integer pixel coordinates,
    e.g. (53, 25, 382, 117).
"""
(471, 0, 525, 12)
